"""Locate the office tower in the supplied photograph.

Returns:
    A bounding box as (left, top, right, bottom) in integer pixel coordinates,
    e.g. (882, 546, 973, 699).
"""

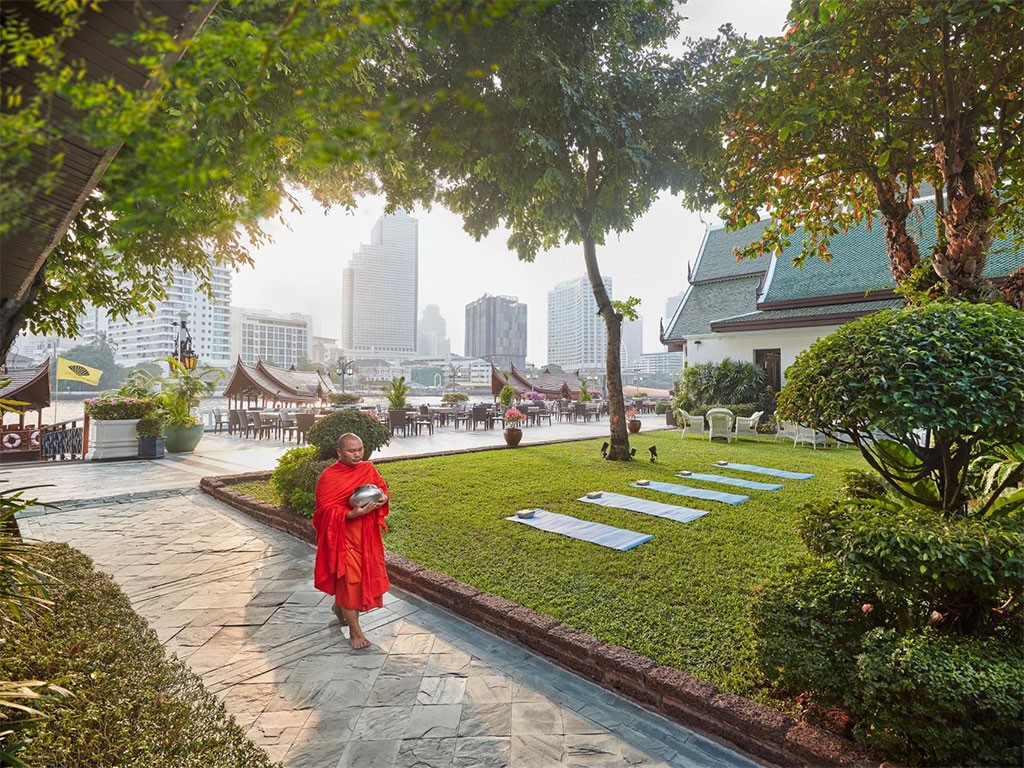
(418, 304, 451, 357)
(341, 210, 418, 355)
(465, 294, 527, 370)
(546, 275, 612, 370)
(105, 264, 233, 369)
(621, 316, 643, 365)
(665, 291, 685, 323)
(231, 308, 313, 367)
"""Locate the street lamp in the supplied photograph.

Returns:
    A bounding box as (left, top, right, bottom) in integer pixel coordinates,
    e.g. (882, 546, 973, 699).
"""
(336, 357, 356, 393)
(172, 311, 198, 371)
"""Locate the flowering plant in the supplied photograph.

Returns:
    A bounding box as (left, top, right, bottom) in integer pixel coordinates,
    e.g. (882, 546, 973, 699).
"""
(84, 395, 157, 420)
(625, 407, 639, 420)
(504, 408, 526, 426)
(523, 391, 546, 401)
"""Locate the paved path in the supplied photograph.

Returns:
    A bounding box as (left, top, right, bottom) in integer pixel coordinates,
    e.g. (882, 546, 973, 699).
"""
(9, 416, 759, 767)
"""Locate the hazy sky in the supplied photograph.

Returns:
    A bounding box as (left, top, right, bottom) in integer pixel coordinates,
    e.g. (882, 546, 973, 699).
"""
(232, 0, 791, 364)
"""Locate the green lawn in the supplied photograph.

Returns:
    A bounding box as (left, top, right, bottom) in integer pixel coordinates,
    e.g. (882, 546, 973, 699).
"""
(238, 432, 866, 698)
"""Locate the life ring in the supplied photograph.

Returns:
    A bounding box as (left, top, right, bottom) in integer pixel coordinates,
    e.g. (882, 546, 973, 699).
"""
(2, 432, 22, 449)
(30, 430, 41, 447)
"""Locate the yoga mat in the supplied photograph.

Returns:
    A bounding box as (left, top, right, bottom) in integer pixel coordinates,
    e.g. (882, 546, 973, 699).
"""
(676, 472, 783, 491)
(633, 481, 748, 506)
(714, 462, 815, 480)
(577, 492, 710, 523)
(506, 510, 653, 551)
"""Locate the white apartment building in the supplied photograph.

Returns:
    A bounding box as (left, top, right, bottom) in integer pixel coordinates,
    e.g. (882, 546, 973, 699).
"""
(341, 210, 418, 355)
(621, 316, 643, 366)
(546, 275, 612, 370)
(624, 351, 685, 375)
(231, 307, 313, 368)
(104, 265, 233, 369)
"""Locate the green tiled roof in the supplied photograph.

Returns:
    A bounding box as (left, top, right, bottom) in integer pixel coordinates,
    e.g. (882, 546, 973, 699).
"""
(713, 299, 904, 327)
(765, 199, 1022, 303)
(691, 220, 772, 282)
(664, 275, 762, 339)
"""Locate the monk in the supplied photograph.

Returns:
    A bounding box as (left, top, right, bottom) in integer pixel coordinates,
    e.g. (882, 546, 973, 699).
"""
(312, 432, 390, 649)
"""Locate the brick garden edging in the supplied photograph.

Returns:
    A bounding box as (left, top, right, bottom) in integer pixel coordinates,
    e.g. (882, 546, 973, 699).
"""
(200, 469, 878, 768)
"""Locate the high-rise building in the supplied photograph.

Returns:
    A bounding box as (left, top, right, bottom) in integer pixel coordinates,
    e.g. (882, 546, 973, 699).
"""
(231, 308, 312, 368)
(418, 304, 451, 357)
(665, 291, 685, 325)
(546, 275, 611, 371)
(341, 210, 418, 355)
(464, 294, 527, 370)
(104, 265, 232, 369)
(621, 316, 643, 366)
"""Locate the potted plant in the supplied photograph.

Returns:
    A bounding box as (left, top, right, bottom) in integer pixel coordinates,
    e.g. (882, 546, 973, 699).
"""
(441, 392, 468, 405)
(136, 415, 166, 459)
(158, 358, 223, 453)
(84, 395, 158, 460)
(383, 376, 410, 410)
(503, 408, 526, 447)
(626, 407, 642, 433)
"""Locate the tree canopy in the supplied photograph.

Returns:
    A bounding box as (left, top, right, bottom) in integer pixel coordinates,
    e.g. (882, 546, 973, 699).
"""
(388, 0, 708, 460)
(706, 0, 1024, 301)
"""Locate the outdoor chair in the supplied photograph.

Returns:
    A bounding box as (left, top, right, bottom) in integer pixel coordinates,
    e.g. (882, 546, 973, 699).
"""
(279, 412, 298, 442)
(258, 411, 280, 441)
(774, 420, 798, 443)
(245, 411, 262, 439)
(453, 407, 470, 430)
(535, 405, 553, 426)
(794, 425, 828, 449)
(470, 405, 491, 430)
(676, 409, 705, 438)
(294, 413, 316, 444)
(706, 408, 735, 443)
(228, 409, 245, 437)
(389, 409, 410, 437)
(413, 407, 434, 436)
(212, 408, 230, 434)
(734, 411, 764, 440)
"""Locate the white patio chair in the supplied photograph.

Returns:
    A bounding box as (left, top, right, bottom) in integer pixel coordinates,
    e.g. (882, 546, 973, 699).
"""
(774, 420, 798, 442)
(734, 411, 764, 440)
(706, 408, 735, 442)
(794, 424, 828, 449)
(675, 409, 705, 438)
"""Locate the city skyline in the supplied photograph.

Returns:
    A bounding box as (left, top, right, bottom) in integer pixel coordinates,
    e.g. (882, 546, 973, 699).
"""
(230, 0, 791, 365)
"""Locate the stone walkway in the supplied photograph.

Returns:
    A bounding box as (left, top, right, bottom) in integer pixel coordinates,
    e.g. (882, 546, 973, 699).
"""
(9, 417, 760, 767)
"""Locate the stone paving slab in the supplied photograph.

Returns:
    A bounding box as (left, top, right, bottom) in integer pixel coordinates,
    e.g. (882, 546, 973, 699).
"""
(17, 490, 759, 768)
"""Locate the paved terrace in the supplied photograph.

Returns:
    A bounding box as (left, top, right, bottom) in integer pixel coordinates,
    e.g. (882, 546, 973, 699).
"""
(9, 414, 761, 767)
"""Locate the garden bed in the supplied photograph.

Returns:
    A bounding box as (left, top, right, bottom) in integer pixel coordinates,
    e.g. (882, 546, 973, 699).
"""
(203, 434, 877, 766)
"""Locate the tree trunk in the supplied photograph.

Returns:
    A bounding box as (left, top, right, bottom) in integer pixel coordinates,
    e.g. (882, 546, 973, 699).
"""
(933, 138, 995, 301)
(581, 235, 630, 461)
(873, 175, 920, 286)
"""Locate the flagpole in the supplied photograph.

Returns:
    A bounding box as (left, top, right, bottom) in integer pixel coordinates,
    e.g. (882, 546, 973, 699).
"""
(52, 343, 58, 425)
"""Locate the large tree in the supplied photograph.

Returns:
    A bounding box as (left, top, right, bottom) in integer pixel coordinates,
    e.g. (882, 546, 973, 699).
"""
(710, 0, 1023, 300)
(1, 0, 520, 358)
(387, 0, 708, 460)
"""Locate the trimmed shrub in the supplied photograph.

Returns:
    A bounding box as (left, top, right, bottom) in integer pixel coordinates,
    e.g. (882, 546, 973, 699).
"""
(83, 395, 156, 420)
(850, 628, 1023, 767)
(751, 561, 886, 704)
(306, 409, 391, 461)
(328, 392, 363, 405)
(653, 400, 670, 414)
(441, 392, 468, 404)
(0, 542, 279, 767)
(270, 447, 331, 517)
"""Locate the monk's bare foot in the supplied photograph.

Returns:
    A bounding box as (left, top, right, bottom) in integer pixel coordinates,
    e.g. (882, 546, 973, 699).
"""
(332, 603, 347, 625)
(349, 632, 370, 650)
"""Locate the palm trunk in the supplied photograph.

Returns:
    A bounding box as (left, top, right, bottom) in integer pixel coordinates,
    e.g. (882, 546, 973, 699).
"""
(581, 235, 630, 461)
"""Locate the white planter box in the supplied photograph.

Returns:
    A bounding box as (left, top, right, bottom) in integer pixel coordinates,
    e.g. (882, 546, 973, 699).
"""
(86, 418, 140, 461)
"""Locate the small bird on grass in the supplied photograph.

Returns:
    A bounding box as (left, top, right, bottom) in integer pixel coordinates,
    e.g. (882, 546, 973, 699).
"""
(600, 441, 609, 458)
(649, 445, 658, 463)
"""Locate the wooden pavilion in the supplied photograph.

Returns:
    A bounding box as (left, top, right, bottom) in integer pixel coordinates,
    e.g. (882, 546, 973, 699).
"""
(0, 360, 51, 462)
(222, 358, 336, 407)
(490, 364, 587, 400)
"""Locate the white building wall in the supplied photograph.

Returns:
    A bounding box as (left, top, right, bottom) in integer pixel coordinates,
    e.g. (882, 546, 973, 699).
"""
(547, 275, 611, 370)
(230, 307, 313, 368)
(687, 325, 844, 386)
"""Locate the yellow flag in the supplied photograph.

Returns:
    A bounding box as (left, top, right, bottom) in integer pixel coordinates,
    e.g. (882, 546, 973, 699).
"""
(57, 357, 103, 386)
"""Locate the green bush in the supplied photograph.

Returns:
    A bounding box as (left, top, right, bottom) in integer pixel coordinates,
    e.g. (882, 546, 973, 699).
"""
(0, 542, 279, 767)
(441, 392, 469, 404)
(850, 628, 1023, 767)
(653, 400, 670, 414)
(270, 447, 332, 517)
(778, 301, 1024, 514)
(135, 415, 165, 438)
(83, 395, 156, 420)
(675, 358, 768, 412)
(306, 409, 391, 461)
(751, 561, 885, 704)
(328, 392, 362, 405)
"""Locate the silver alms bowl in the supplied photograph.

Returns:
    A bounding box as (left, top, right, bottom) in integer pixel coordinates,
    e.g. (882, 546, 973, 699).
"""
(349, 484, 385, 507)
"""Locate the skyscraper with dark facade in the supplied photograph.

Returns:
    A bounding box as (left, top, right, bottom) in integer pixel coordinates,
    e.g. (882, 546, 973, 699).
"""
(465, 294, 527, 370)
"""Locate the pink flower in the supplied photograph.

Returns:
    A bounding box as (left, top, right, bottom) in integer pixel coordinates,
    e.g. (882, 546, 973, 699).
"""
(861, 603, 873, 614)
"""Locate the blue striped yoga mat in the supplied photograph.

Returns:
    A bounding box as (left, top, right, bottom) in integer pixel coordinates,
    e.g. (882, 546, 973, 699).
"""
(634, 481, 748, 505)
(506, 510, 653, 551)
(676, 472, 783, 491)
(714, 462, 815, 480)
(577, 492, 710, 523)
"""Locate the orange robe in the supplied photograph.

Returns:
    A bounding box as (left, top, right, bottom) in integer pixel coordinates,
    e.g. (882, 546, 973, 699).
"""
(312, 461, 390, 611)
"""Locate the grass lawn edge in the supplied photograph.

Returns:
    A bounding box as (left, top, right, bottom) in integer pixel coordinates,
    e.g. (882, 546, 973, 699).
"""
(199, 450, 877, 768)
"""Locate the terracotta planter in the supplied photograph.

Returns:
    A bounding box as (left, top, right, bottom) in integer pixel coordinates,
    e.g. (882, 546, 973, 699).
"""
(503, 427, 523, 447)
(627, 419, 642, 434)
(665, 409, 677, 427)
(164, 424, 204, 453)
(86, 418, 141, 461)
